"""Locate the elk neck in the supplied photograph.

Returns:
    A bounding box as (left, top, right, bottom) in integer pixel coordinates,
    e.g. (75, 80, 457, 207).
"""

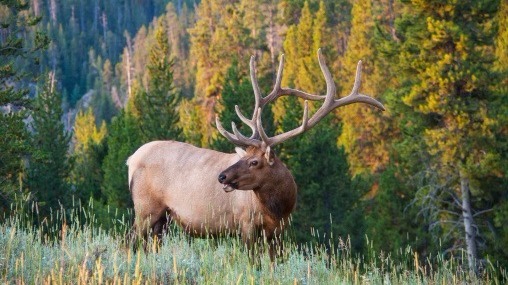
(253, 159, 297, 220)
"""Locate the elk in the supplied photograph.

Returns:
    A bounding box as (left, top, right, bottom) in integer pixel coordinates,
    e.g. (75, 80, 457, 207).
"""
(127, 49, 385, 261)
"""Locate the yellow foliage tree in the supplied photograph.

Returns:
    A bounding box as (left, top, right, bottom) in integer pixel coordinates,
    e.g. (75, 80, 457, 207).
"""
(337, 0, 395, 175)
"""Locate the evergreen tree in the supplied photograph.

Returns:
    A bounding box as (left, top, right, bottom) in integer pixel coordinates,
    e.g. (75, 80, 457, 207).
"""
(365, 164, 428, 255)
(277, 1, 330, 125)
(26, 73, 71, 217)
(178, 98, 209, 147)
(211, 59, 275, 152)
(210, 60, 254, 152)
(133, 19, 182, 142)
(188, 0, 268, 144)
(0, 0, 48, 211)
(487, 0, 508, 267)
(337, 0, 394, 176)
(278, 96, 364, 250)
(391, 0, 501, 272)
(71, 108, 107, 201)
(101, 110, 141, 208)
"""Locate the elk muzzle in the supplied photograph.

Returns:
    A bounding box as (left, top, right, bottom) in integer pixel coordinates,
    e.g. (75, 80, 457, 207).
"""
(218, 171, 238, 192)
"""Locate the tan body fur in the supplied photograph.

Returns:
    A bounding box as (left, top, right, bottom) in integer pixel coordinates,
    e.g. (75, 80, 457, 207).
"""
(127, 140, 297, 258)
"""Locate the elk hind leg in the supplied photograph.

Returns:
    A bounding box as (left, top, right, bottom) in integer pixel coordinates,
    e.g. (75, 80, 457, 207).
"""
(131, 209, 168, 251)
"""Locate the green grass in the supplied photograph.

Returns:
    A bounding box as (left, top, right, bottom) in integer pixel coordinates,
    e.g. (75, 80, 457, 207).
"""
(0, 201, 506, 284)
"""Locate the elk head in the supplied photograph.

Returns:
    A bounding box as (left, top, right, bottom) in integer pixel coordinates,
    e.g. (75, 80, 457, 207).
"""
(216, 49, 385, 192)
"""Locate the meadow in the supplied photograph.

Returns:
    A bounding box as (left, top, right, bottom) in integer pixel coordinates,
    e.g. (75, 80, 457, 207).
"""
(1, 199, 506, 284)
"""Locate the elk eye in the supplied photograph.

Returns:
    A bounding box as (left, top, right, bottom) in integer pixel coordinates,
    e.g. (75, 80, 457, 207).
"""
(249, 160, 258, 167)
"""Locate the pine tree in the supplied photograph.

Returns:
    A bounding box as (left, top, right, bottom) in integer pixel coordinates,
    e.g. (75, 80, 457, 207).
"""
(391, 0, 501, 272)
(71, 108, 107, 201)
(0, 0, 49, 211)
(26, 73, 71, 217)
(133, 19, 182, 142)
(210, 60, 254, 152)
(278, 96, 364, 250)
(210, 58, 275, 152)
(188, 0, 267, 144)
(487, 0, 508, 267)
(365, 164, 428, 254)
(278, 1, 332, 125)
(337, 0, 394, 176)
(101, 110, 141, 208)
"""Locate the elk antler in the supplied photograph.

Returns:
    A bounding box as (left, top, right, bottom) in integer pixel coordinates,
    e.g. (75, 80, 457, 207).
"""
(216, 48, 385, 149)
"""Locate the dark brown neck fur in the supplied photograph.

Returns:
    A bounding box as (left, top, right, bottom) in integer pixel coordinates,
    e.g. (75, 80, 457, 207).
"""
(254, 159, 297, 220)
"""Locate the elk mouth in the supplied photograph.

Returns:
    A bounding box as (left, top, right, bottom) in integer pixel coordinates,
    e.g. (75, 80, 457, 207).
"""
(221, 182, 238, 192)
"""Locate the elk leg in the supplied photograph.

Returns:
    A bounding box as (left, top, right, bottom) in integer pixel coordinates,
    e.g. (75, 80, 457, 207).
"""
(152, 210, 172, 245)
(242, 224, 262, 268)
(132, 207, 167, 251)
(268, 233, 284, 263)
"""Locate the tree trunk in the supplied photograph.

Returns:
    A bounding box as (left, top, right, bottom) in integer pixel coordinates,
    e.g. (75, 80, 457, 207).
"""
(460, 170, 478, 273)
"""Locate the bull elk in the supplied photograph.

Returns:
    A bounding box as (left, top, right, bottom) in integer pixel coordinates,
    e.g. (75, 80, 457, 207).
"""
(127, 49, 385, 261)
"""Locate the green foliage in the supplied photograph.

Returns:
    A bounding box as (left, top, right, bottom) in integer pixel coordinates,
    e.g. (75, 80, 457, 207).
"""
(33, 0, 176, 106)
(278, 96, 365, 250)
(71, 109, 107, 202)
(101, 111, 141, 208)
(383, 0, 505, 269)
(337, 0, 394, 175)
(210, 60, 254, 152)
(25, 74, 71, 218)
(133, 19, 182, 142)
(365, 165, 429, 255)
(210, 60, 274, 152)
(0, 0, 48, 211)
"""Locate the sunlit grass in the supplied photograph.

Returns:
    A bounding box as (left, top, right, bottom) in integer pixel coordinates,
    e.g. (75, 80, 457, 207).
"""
(0, 199, 506, 284)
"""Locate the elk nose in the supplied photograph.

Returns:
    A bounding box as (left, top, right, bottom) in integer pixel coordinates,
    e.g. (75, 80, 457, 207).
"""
(218, 173, 227, 183)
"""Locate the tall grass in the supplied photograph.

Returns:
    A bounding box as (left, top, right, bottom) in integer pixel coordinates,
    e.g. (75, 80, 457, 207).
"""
(0, 199, 506, 284)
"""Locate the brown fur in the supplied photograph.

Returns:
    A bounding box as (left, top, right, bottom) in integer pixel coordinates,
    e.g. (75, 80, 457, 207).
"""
(127, 141, 297, 261)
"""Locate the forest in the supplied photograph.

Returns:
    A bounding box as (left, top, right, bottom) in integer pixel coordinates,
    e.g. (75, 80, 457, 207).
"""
(1, 0, 507, 280)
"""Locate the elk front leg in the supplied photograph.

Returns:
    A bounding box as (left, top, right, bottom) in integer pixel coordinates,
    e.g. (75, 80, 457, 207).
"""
(268, 232, 284, 263)
(241, 223, 262, 267)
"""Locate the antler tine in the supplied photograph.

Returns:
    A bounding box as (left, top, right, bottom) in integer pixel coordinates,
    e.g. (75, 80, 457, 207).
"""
(234, 105, 257, 135)
(317, 48, 336, 106)
(331, 60, 386, 111)
(263, 54, 285, 104)
(215, 116, 260, 148)
(231, 121, 254, 143)
(250, 55, 263, 110)
(257, 101, 310, 147)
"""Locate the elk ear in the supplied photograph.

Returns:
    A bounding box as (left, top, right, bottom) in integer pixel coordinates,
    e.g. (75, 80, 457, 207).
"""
(235, 147, 247, 157)
(264, 146, 274, 166)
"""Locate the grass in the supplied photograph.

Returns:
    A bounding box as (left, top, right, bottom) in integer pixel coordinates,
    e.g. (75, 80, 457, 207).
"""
(0, 200, 506, 284)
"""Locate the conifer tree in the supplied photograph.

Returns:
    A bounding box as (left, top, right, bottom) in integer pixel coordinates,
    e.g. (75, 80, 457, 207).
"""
(101, 110, 141, 208)
(26, 73, 71, 217)
(278, 96, 364, 250)
(488, 0, 508, 266)
(133, 19, 182, 142)
(337, 0, 394, 175)
(211, 59, 275, 152)
(71, 108, 107, 201)
(278, 1, 331, 125)
(0, 0, 48, 210)
(391, 0, 501, 272)
(188, 0, 266, 144)
(210, 61, 254, 152)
